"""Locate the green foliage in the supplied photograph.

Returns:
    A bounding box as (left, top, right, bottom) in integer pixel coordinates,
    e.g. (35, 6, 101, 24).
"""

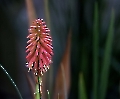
(0, 64, 23, 99)
(93, 2, 99, 99)
(35, 83, 40, 99)
(35, 77, 41, 99)
(79, 73, 87, 99)
(79, 2, 115, 99)
(99, 8, 114, 99)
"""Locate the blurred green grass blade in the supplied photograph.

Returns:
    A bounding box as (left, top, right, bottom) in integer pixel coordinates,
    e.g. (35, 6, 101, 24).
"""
(111, 57, 120, 74)
(99, 9, 114, 99)
(100, 49, 120, 74)
(79, 73, 87, 99)
(93, 2, 99, 99)
(0, 64, 23, 99)
(81, 45, 88, 82)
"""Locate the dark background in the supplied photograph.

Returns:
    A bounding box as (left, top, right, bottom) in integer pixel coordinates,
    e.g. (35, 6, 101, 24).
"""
(0, 0, 119, 99)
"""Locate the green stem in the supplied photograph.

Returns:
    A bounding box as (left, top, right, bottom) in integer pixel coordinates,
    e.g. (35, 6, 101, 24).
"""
(47, 90, 50, 99)
(35, 76, 41, 99)
(0, 64, 23, 99)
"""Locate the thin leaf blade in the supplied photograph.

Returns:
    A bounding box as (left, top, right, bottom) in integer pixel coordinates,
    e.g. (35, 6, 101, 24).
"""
(79, 73, 87, 99)
(99, 9, 114, 99)
(93, 2, 99, 99)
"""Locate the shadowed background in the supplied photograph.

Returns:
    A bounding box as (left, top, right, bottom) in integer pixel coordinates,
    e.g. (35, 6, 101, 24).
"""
(0, 0, 119, 99)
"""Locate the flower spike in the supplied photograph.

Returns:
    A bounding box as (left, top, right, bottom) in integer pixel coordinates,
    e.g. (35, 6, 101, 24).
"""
(26, 18, 53, 76)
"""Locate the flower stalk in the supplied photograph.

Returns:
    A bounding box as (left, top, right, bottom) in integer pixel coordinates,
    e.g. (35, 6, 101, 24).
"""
(26, 18, 53, 99)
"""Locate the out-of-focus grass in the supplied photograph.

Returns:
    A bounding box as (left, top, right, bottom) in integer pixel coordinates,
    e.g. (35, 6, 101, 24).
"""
(43, 0, 53, 97)
(99, 9, 114, 99)
(25, 72, 35, 99)
(0, 0, 117, 99)
(53, 31, 71, 99)
(0, 64, 23, 99)
(79, 73, 87, 99)
(25, 0, 36, 25)
(79, 2, 114, 99)
(44, 0, 51, 28)
(93, 2, 99, 99)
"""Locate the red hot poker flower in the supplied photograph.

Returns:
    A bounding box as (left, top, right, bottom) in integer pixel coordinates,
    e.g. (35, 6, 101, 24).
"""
(26, 18, 53, 76)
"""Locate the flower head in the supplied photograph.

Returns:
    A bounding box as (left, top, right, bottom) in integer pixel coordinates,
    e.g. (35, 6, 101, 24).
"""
(26, 18, 53, 76)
